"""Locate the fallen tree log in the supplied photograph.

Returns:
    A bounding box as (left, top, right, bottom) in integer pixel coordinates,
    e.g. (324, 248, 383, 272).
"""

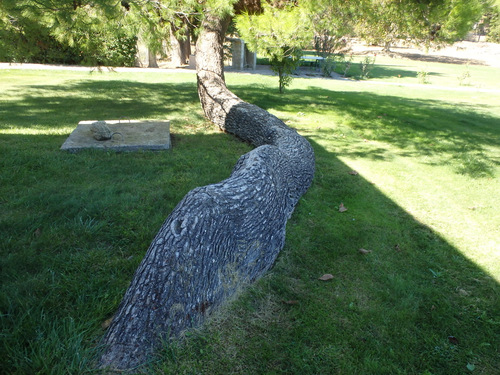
(98, 12, 315, 372)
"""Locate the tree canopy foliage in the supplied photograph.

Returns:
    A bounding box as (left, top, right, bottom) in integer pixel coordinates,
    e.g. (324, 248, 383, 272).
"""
(0, 0, 136, 64)
(233, 0, 486, 89)
(354, 0, 485, 50)
(236, 3, 312, 92)
(480, 0, 500, 42)
(0, 0, 490, 66)
(0, 0, 218, 64)
(302, 0, 357, 57)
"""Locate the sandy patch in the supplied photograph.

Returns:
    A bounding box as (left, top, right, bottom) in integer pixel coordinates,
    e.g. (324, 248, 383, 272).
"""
(351, 41, 500, 68)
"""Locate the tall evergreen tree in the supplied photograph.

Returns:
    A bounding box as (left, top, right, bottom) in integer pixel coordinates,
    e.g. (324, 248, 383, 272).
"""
(236, 3, 312, 92)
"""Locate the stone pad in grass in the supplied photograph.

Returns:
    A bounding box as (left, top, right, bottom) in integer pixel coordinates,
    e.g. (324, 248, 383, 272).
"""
(61, 120, 171, 152)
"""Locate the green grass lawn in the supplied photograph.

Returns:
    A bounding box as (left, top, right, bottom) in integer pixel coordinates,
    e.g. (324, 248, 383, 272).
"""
(298, 51, 500, 90)
(1, 60, 499, 374)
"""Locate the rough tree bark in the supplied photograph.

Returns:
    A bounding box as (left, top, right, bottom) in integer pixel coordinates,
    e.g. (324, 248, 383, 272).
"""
(98, 8, 315, 373)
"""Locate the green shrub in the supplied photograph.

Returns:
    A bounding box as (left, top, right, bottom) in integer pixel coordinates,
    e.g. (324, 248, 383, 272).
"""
(359, 54, 376, 79)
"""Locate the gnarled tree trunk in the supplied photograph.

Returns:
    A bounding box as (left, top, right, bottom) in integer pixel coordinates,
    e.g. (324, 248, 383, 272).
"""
(98, 9, 314, 373)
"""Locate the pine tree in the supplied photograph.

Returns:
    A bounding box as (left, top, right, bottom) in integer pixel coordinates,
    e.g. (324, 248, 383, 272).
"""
(236, 3, 312, 92)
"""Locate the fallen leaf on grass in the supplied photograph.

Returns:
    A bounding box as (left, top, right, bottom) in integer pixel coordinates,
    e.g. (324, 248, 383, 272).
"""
(101, 317, 114, 330)
(358, 248, 372, 254)
(318, 274, 334, 281)
(448, 336, 459, 345)
(348, 170, 359, 175)
(466, 363, 476, 371)
(339, 203, 348, 212)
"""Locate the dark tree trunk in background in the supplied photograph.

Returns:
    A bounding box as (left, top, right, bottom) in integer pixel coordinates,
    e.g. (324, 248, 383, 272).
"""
(98, 7, 315, 373)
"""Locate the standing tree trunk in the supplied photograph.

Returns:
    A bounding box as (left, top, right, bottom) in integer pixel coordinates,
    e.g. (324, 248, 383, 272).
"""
(148, 49, 158, 68)
(97, 7, 314, 373)
(170, 21, 191, 67)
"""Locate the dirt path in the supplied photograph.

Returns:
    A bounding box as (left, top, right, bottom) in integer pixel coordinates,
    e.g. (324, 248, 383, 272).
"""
(351, 40, 500, 68)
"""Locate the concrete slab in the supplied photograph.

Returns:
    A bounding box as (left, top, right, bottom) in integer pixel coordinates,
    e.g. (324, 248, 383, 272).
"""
(61, 120, 171, 152)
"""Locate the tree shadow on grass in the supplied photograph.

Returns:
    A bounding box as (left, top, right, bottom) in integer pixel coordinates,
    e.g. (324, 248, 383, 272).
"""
(1, 76, 498, 373)
(4, 77, 497, 179)
(369, 64, 444, 80)
(230, 83, 499, 178)
(390, 51, 487, 66)
(341, 61, 445, 80)
(298, 62, 445, 81)
(0, 130, 251, 374)
(153, 136, 499, 374)
(0, 79, 204, 130)
(244, 137, 500, 374)
(352, 48, 487, 67)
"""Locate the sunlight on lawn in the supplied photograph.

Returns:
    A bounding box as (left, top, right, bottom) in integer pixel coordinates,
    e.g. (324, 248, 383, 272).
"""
(337, 153, 500, 282)
(265, 74, 500, 284)
(0, 127, 73, 135)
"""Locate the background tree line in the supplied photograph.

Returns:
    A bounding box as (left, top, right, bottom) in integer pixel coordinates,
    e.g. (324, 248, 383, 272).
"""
(0, 0, 498, 67)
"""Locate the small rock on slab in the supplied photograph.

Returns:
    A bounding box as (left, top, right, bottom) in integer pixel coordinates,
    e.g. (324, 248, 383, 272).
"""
(61, 120, 171, 152)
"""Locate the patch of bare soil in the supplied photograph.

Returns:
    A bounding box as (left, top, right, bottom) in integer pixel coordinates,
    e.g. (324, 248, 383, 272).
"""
(351, 41, 500, 68)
